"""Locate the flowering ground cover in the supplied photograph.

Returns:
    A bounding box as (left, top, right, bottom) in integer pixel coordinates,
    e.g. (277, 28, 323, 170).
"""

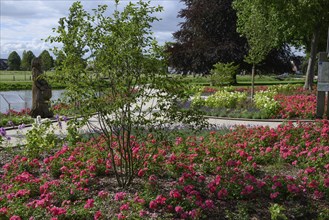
(0, 109, 33, 127)
(0, 103, 74, 128)
(1, 120, 329, 219)
(194, 85, 319, 119)
(275, 94, 317, 119)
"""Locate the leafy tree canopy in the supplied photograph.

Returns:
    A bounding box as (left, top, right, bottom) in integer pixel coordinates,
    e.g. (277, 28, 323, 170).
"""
(7, 51, 21, 71)
(46, 0, 205, 187)
(234, 0, 329, 89)
(21, 50, 36, 71)
(39, 50, 54, 71)
(233, 0, 279, 65)
(166, 0, 296, 75)
(54, 51, 66, 70)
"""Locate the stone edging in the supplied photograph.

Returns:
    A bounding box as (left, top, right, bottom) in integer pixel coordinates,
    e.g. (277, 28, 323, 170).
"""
(4, 114, 321, 131)
(203, 115, 316, 123)
(3, 116, 76, 131)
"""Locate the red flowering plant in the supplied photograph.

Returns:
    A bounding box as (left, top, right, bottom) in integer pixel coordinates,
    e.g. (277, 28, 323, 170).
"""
(202, 87, 219, 94)
(51, 103, 71, 115)
(1, 120, 329, 219)
(2, 108, 31, 117)
(0, 108, 33, 127)
(274, 94, 317, 119)
(234, 86, 268, 94)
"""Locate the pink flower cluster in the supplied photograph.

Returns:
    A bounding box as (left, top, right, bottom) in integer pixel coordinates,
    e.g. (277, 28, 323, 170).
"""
(275, 94, 316, 119)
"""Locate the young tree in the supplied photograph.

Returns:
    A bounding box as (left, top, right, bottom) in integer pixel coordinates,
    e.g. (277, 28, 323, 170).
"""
(7, 51, 21, 70)
(39, 50, 54, 71)
(233, 0, 279, 97)
(21, 50, 36, 70)
(47, 1, 205, 187)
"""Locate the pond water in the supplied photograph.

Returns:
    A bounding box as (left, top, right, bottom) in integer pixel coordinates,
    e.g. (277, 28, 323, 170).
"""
(0, 90, 65, 113)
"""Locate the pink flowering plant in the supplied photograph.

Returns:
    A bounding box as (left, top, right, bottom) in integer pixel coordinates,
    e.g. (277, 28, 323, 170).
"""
(1, 120, 329, 219)
(275, 94, 316, 119)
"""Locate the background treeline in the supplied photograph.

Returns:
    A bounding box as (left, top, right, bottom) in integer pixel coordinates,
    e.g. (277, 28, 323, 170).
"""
(6, 50, 56, 71)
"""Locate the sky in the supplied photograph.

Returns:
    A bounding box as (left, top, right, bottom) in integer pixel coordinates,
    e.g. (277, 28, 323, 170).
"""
(0, 0, 184, 59)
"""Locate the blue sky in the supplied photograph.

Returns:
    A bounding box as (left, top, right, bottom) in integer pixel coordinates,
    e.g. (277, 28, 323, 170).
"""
(0, 0, 184, 59)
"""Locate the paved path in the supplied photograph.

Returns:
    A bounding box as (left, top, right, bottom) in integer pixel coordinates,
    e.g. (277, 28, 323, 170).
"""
(207, 117, 282, 128)
(1, 116, 284, 148)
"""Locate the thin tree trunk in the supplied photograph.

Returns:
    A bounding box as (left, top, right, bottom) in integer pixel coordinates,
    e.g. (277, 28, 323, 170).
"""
(232, 72, 237, 85)
(327, 26, 329, 53)
(304, 28, 320, 90)
(251, 63, 255, 99)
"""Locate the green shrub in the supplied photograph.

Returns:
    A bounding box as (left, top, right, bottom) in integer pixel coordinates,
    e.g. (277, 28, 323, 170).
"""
(254, 90, 280, 117)
(210, 62, 239, 86)
(191, 92, 206, 107)
(205, 90, 247, 108)
(24, 119, 61, 158)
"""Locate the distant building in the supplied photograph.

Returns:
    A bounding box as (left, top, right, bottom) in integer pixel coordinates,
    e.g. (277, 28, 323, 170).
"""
(0, 59, 8, 70)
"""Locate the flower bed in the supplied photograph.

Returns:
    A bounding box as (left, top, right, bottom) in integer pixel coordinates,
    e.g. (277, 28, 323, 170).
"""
(1, 120, 329, 219)
(193, 85, 318, 119)
(0, 109, 33, 127)
(275, 94, 317, 119)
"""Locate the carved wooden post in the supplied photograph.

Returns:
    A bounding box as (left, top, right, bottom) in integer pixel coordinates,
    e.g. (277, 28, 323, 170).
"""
(30, 57, 54, 118)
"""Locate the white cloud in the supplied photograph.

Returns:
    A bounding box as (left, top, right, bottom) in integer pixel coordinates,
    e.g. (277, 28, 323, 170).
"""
(1, 38, 53, 57)
(0, 0, 183, 59)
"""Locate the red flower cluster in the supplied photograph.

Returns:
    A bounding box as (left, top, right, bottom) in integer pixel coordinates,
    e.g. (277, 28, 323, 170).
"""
(2, 108, 31, 116)
(275, 94, 317, 119)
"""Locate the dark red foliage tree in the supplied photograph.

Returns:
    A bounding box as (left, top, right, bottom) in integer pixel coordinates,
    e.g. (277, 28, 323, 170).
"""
(166, 0, 248, 75)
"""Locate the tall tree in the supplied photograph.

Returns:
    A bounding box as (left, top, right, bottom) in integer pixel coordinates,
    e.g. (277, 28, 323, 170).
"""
(235, 0, 329, 90)
(21, 50, 36, 70)
(39, 50, 54, 71)
(7, 51, 21, 70)
(260, 46, 296, 74)
(166, 0, 248, 75)
(286, 0, 329, 89)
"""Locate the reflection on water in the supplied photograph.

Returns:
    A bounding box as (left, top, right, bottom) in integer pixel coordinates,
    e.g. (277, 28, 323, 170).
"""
(0, 90, 64, 113)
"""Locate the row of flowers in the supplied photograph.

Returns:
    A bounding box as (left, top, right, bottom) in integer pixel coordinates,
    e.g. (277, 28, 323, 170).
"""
(192, 85, 318, 119)
(1, 119, 329, 219)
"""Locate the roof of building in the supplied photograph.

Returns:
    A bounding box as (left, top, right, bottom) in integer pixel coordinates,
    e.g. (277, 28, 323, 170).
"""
(0, 59, 8, 70)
